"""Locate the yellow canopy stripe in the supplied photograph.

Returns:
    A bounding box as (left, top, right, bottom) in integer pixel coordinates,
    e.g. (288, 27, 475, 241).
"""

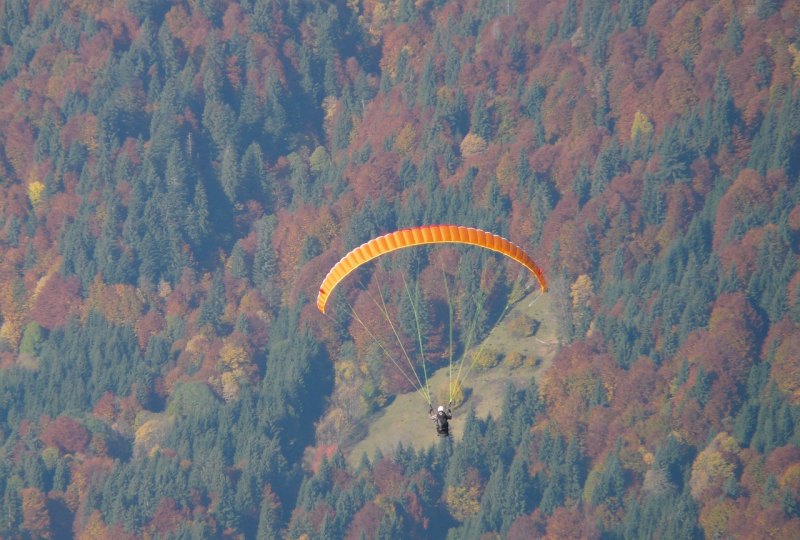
(317, 225, 547, 313)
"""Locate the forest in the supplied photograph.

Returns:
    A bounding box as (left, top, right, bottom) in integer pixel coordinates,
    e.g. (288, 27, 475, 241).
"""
(0, 0, 799, 538)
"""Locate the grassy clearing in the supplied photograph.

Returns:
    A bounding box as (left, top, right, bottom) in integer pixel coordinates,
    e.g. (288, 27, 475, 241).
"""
(345, 290, 558, 466)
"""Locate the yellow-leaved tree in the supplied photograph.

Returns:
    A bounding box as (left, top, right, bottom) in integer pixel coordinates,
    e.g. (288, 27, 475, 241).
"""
(21, 487, 51, 539)
(445, 484, 482, 521)
(395, 123, 416, 155)
(216, 336, 256, 401)
(630, 110, 653, 142)
(76, 510, 109, 540)
(133, 416, 172, 459)
(27, 180, 45, 207)
(571, 274, 594, 336)
(689, 432, 740, 499)
(460, 133, 487, 156)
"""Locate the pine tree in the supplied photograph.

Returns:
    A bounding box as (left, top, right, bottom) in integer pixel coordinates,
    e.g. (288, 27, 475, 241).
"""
(590, 3, 613, 65)
(230, 241, 248, 280)
(221, 143, 241, 203)
(478, 462, 505, 531)
(501, 452, 529, 532)
(186, 180, 210, 251)
(559, 0, 578, 40)
(199, 270, 226, 331)
(19, 322, 44, 357)
(165, 141, 190, 220)
(756, 0, 781, 20)
(572, 164, 591, 207)
(202, 99, 236, 157)
(726, 14, 744, 55)
(470, 92, 491, 140)
(563, 436, 585, 502)
(238, 80, 264, 136)
(418, 56, 436, 108)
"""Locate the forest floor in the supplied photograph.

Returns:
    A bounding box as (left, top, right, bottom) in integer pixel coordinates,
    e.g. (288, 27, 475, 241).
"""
(346, 290, 559, 466)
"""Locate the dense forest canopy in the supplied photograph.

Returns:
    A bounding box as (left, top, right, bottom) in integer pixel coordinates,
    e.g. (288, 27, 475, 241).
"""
(0, 0, 799, 538)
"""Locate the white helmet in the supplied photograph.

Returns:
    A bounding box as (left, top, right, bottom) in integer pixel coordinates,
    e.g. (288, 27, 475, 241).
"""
(438, 405, 444, 412)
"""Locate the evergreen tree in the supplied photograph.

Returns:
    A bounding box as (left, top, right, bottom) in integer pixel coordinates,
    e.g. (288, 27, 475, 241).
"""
(470, 92, 491, 140)
(397, 0, 416, 23)
(239, 80, 264, 137)
(572, 164, 591, 207)
(756, 0, 782, 20)
(592, 138, 621, 196)
(590, 3, 613, 65)
(478, 462, 505, 531)
(1, 476, 22, 534)
(221, 143, 241, 203)
(253, 217, 278, 305)
(559, 0, 578, 40)
(186, 180, 210, 252)
(19, 322, 44, 357)
(501, 451, 530, 532)
(726, 14, 744, 55)
(418, 55, 436, 108)
(230, 241, 248, 280)
(165, 141, 190, 221)
(619, 0, 651, 29)
(198, 270, 226, 331)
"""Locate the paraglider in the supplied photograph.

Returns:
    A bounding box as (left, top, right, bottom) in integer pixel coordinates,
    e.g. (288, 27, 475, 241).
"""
(430, 404, 453, 437)
(317, 225, 547, 432)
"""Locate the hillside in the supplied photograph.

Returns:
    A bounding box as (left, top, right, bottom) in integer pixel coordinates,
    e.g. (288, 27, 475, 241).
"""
(0, 0, 798, 538)
(346, 290, 557, 466)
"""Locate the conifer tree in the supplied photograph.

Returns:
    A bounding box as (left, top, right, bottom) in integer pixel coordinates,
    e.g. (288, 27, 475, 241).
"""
(221, 143, 241, 203)
(559, 0, 578, 40)
(470, 92, 491, 140)
(501, 451, 530, 532)
(199, 270, 226, 331)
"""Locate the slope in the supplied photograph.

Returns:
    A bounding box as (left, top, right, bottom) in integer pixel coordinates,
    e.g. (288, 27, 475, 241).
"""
(346, 290, 557, 465)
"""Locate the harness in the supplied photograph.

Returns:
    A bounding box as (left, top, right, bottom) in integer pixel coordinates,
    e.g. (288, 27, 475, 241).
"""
(436, 412, 449, 434)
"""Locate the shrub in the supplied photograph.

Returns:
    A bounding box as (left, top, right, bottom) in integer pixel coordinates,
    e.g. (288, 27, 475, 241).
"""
(508, 313, 540, 338)
(505, 351, 525, 369)
(472, 348, 502, 369)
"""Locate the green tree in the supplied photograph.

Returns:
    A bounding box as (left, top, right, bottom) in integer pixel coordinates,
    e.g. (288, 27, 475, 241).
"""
(595, 68, 611, 128)
(619, 0, 651, 29)
(501, 452, 530, 532)
(726, 14, 744, 55)
(590, 3, 614, 65)
(253, 218, 278, 305)
(592, 138, 621, 196)
(165, 142, 190, 221)
(572, 164, 591, 207)
(418, 56, 436, 108)
(0, 0, 28, 45)
(1, 475, 22, 534)
(589, 447, 626, 506)
(198, 270, 226, 331)
(478, 463, 505, 531)
(203, 100, 236, 156)
(230, 241, 248, 280)
(221, 143, 241, 203)
(19, 322, 44, 357)
(239, 80, 265, 137)
(186, 180, 210, 252)
(470, 92, 491, 140)
(397, 0, 416, 23)
(756, 0, 782, 20)
(559, 0, 578, 40)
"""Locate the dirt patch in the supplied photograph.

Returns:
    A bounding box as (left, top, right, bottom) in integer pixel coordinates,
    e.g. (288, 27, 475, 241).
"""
(346, 290, 558, 466)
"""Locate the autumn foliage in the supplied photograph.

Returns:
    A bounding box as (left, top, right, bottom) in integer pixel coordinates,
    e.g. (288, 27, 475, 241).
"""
(0, 0, 799, 538)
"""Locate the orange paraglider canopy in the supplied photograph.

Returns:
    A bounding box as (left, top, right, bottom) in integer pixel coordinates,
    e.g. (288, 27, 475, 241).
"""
(317, 225, 547, 313)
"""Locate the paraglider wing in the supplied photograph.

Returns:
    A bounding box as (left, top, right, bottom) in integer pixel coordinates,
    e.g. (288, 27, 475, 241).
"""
(317, 225, 547, 314)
